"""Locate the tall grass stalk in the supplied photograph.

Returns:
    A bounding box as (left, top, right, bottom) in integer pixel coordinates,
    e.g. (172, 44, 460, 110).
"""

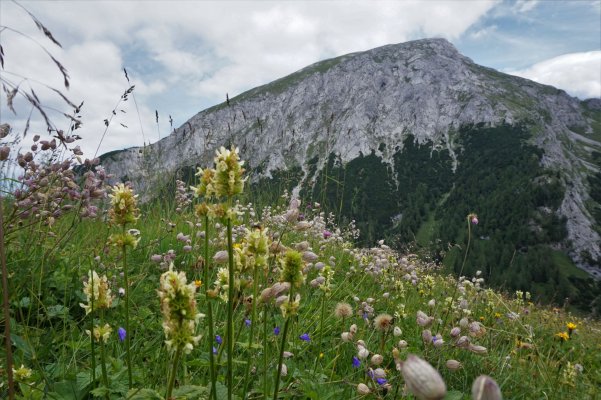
(203, 215, 217, 400)
(242, 263, 260, 398)
(273, 285, 295, 400)
(439, 214, 474, 333)
(0, 198, 15, 400)
(122, 239, 133, 388)
(99, 311, 109, 400)
(226, 216, 235, 400)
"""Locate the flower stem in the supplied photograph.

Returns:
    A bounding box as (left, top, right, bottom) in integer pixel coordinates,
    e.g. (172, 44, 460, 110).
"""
(242, 264, 260, 398)
(122, 240, 133, 389)
(166, 346, 183, 400)
(203, 216, 217, 400)
(99, 310, 109, 400)
(226, 217, 235, 400)
(0, 198, 15, 400)
(439, 216, 472, 333)
(273, 285, 295, 400)
(262, 305, 269, 399)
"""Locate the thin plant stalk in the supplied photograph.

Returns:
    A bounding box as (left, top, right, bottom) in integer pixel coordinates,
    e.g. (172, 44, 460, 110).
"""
(262, 305, 269, 399)
(203, 215, 217, 400)
(166, 346, 183, 400)
(0, 197, 15, 400)
(90, 273, 96, 389)
(122, 239, 133, 388)
(99, 311, 109, 400)
(439, 215, 473, 333)
(273, 285, 295, 400)
(226, 217, 235, 400)
(242, 263, 260, 398)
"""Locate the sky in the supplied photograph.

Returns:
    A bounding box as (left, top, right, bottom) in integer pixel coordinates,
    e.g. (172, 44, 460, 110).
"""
(0, 0, 600, 159)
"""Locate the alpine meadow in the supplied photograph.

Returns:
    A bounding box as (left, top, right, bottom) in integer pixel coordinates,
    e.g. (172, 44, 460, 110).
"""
(1, 2, 601, 400)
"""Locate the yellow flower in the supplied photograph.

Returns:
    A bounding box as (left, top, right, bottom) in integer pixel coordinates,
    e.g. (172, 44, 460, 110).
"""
(566, 322, 577, 332)
(555, 332, 569, 342)
(12, 364, 32, 381)
(195, 279, 202, 288)
(494, 313, 501, 319)
(319, 353, 324, 359)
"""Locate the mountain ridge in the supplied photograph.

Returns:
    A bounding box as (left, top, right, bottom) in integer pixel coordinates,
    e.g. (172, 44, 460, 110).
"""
(100, 38, 601, 282)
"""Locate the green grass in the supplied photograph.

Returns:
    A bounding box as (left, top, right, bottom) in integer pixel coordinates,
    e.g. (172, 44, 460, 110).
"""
(551, 250, 590, 279)
(2, 161, 601, 400)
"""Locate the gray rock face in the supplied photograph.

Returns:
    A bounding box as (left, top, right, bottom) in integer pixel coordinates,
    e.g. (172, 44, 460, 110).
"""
(100, 38, 601, 275)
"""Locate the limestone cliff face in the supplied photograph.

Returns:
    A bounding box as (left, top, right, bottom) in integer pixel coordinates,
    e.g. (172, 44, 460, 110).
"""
(100, 38, 601, 275)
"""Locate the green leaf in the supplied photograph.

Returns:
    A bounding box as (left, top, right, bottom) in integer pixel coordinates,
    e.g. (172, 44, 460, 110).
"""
(444, 390, 466, 400)
(47, 304, 68, 318)
(172, 384, 210, 399)
(127, 388, 164, 399)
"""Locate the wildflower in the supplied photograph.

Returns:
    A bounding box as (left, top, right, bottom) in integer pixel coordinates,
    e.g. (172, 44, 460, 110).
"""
(350, 324, 358, 335)
(245, 319, 251, 327)
(401, 354, 447, 400)
(12, 364, 32, 381)
(398, 340, 408, 348)
(195, 279, 202, 288)
(279, 250, 305, 288)
(319, 352, 324, 358)
(213, 346, 218, 354)
(108, 183, 139, 226)
(216, 335, 223, 345)
(118, 327, 126, 342)
(213, 146, 246, 198)
(358, 347, 370, 359)
(371, 354, 383, 365)
(555, 331, 569, 342)
(335, 302, 353, 319)
(273, 326, 280, 336)
(393, 326, 402, 337)
(416, 310, 434, 327)
(446, 360, 462, 371)
(377, 378, 387, 386)
(468, 344, 488, 355)
(118, 287, 126, 296)
(374, 313, 394, 332)
(323, 230, 332, 239)
(191, 167, 216, 198)
(80, 270, 113, 315)
(352, 356, 361, 368)
(469, 213, 478, 225)
(279, 294, 301, 318)
(86, 324, 113, 343)
(450, 327, 461, 338)
(357, 383, 370, 395)
(299, 333, 311, 342)
(566, 322, 577, 334)
(213, 250, 229, 264)
(279, 363, 288, 377)
(341, 332, 352, 342)
(158, 264, 203, 354)
(151, 254, 163, 263)
(472, 375, 502, 400)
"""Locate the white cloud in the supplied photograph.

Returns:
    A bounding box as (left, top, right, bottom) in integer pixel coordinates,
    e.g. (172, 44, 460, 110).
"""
(507, 51, 601, 99)
(513, 0, 539, 14)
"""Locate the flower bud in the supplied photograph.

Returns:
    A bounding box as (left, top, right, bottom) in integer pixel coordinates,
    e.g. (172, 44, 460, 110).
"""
(341, 332, 352, 342)
(393, 326, 402, 337)
(472, 375, 502, 400)
(213, 250, 229, 264)
(280, 363, 288, 376)
(357, 383, 370, 395)
(456, 336, 470, 348)
(398, 339, 408, 348)
(350, 324, 358, 335)
(401, 354, 447, 400)
(422, 329, 433, 344)
(450, 327, 461, 338)
(468, 344, 488, 355)
(371, 354, 383, 365)
(445, 360, 462, 371)
(357, 347, 369, 359)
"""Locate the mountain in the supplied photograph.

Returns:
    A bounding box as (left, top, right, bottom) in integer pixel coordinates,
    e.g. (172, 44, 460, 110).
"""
(100, 38, 601, 308)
